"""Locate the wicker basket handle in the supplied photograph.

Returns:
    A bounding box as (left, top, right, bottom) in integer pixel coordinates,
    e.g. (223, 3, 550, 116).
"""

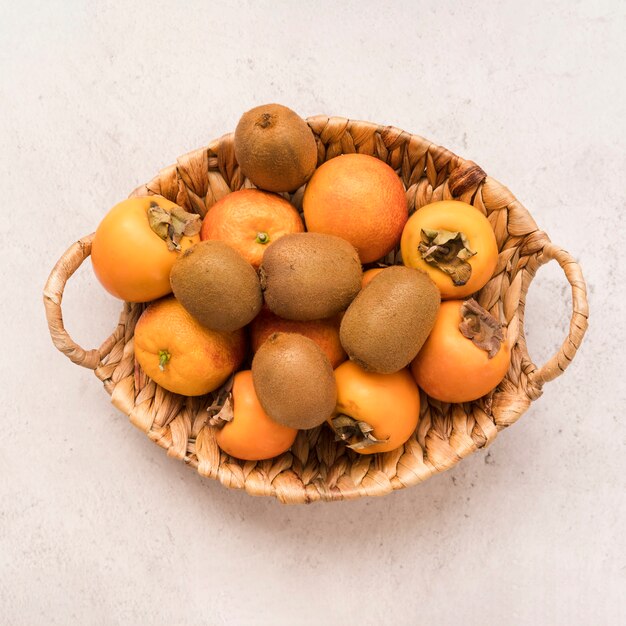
(526, 242, 589, 388)
(43, 234, 119, 370)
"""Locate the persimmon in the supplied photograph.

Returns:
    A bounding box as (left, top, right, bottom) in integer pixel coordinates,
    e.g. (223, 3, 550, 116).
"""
(200, 189, 304, 268)
(328, 361, 420, 455)
(214, 371, 298, 461)
(134, 296, 246, 396)
(91, 196, 201, 302)
(400, 200, 497, 299)
(411, 299, 511, 403)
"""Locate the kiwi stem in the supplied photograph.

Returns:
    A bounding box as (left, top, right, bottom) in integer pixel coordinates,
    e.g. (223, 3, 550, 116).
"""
(418, 228, 476, 286)
(331, 414, 388, 451)
(255, 231, 270, 245)
(256, 113, 274, 129)
(458, 299, 504, 359)
(158, 350, 171, 371)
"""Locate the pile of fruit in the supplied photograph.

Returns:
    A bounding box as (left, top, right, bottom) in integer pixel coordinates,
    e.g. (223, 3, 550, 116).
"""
(90, 104, 511, 461)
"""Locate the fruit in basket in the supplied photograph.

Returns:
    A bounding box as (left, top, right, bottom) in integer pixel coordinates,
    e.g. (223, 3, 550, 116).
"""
(170, 240, 262, 332)
(411, 299, 511, 402)
(340, 266, 440, 374)
(250, 306, 346, 368)
(234, 103, 318, 192)
(91, 196, 201, 302)
(252, 333, 337, 430)
(134, 296, 245, 396)
(200, 189, 304, 268)
(259, 232, 362, 321)
(302, 153, 408, 263)
(328, 361, 420, 455)
(213, 371, 297, 461)
(400, 200, 498, 299)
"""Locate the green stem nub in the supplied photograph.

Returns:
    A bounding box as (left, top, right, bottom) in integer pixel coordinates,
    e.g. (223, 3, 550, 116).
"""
(158, 350, 171, 371)
(331, 414, 389, 451)
(418, 228, 476, 286)
(255, 231, 270, 245)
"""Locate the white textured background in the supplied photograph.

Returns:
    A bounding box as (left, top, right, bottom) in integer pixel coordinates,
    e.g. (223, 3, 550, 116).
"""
(2, 1, 625, 624)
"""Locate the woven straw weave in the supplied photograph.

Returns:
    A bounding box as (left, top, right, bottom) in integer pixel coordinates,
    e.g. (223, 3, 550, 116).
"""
(44, 116, 588, 503)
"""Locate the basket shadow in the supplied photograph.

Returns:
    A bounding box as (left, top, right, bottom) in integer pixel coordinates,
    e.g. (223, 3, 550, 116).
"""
(158, 437, 499, 544)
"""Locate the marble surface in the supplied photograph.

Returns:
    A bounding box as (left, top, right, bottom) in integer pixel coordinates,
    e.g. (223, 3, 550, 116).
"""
(2, 1, 625, 624)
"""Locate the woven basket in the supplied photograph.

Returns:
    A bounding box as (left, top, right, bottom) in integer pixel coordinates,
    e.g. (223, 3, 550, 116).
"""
(44, 116, 589, 503)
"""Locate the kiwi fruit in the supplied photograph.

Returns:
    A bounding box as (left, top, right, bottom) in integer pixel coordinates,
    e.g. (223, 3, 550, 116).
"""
(340, 266, 440, 374)
(234, 103, 318, 192)
(252, 333, 337, 429)
(170, 240, 262, 332)
(259, 232, 362, 321)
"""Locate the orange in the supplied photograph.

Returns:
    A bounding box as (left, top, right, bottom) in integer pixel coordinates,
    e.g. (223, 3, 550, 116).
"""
(215, 370, 297, 461)
(134, 296, 246, 396)
(200, 189, 304, 268)
(249, 305, 346, 368)
(302, 153, 408, 263)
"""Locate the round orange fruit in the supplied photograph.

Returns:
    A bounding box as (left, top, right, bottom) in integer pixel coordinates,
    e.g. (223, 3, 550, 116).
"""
(361, 267, 385, 289)
(215, 370, 297, 461)
(328, 361, 420, 455)
(250, 306, 346, 368)
(91, 196, 201, 303)
(200, 189, 304, 268)
(400, 200, 498, 299)
(134, 296, 246, 396)
(302, 154, 408, 263)
(410, 300, 510, 403)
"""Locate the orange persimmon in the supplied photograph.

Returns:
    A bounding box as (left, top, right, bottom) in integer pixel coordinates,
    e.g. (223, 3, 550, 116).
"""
(400, 200, 497, 299)
(411, 299, 511, 403)
(328, 361, 420, 455)
(91, 196, 201, 302)
(215, 371, 298, 461)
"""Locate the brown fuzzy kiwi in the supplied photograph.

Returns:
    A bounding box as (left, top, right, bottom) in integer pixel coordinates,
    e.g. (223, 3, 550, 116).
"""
(234, 103, 318, 192)
(259, 232, 362, 321)
(170, 240, 262, 332)
(252, 332, 337, 429)
(340, 266, 440, 374)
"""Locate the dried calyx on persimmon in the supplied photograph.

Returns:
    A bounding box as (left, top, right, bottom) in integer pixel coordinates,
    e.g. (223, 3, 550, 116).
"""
(400, 200, 498, 299)
(458, 298, 504, 359)
(418, 228, 476, 286)
(148, 201, 201, 251)
(331, 414, 389, 451)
